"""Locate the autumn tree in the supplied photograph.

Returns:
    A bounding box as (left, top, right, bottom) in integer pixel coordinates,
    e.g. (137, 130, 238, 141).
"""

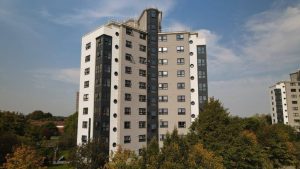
(104, 147, 139, 169)
(3, 145, 46, 169)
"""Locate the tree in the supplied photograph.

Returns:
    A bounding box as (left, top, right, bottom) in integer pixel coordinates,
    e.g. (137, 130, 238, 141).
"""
(59, 112, 78, 148)
(3, 145, 46, 169)
(27, 110, 52, 120)
(40, 122, 58, 140)
(0, 132, 20, 165)
(139, 138, 159, 169)
(69, 139, 107, 169)
(104, 147, 139, 169)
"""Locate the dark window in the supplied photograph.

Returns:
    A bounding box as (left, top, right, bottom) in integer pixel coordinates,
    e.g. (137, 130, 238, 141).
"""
(159, 134, 165, 141)
(292, 101, 298, 104)
(176, 46, 184, 52)
(198, 71, 206, 78)
(126, 41, 132, 48)
(150, 11, 156, 18)
(85, 55, 90, 62)
(140, 32, 146, 40)
(139, 108, 146, 115)
(139, 135, 146, 142)
(83, 94, 89, 101)
(176, 34, 184, 40)
(139, 57, 147, 64)
(177, 70, 185, 77)
(198, 58, 206, 66)
(139, 121, 146, 128)
(85, 42, 91, 50)
(125, 93, 131, 101)
(158, 59, 168, 65)
(139, 95, 146, 102)
(139, 82, 146, 89)
(140, 45, 146, 52)
(124, 121, 131, 129)
(178, 121, 186, 128)
(158, 35, 167, 42)
(83, 108, 88, 115)
(177, 95, 185, 102)
(159, 108, 168, 115)
(158, 83, 168, 90)
(197, 46, 206, 54)
(199, 83, 207, 91)
(177, 58, 184, 65)
(82, 121, 88, 128)
(125, 53, 133, 62)
(126, 28, 133, 36)
(199, 95, 207, 104)
(81, 135, 87, 143)
(124, 136, 131, 143)
(178, 108, 186, 115)
(160, 121, 168, 128)
(125, 107, 131, 115)
(84, 81, 89, 88)
(291, 89, 297, 92)
(84, 68, 90, 75)
(125, 80, 132, 87)
(139, 69, 146, 77)
(177, 83, 185, 89)
(125, 66, 132, 74)
(159, 96, 168, 102)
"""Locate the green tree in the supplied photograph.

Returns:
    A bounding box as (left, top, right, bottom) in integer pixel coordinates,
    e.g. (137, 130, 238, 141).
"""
(59, 112, 78, 148)
(139, 138, 159, 169)
(27, 110, 52, 120)
(104, 147, 139, 169)
(40, 122, 59, 140)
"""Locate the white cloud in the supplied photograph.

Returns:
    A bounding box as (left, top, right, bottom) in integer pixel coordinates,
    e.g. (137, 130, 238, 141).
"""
(51, 0, 175, 25)
(33, 68, 79, 86)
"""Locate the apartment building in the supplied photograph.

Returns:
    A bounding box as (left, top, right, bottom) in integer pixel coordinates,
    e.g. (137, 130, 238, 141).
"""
(269, 70, 300, 131)
(77, 8, 208, 155)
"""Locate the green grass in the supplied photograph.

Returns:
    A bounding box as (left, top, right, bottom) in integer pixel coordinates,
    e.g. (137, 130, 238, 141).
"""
(48, 164, 73, 169)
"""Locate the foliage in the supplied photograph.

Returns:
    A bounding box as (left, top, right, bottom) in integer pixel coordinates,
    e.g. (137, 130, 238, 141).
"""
(40, 122, 59, 140)
(59, 112, 78, 149)
(27, 110, 53, 120)
(3, 145, 46, 169)
(69, 139, 107, 169)
(104, 147, 139, 169)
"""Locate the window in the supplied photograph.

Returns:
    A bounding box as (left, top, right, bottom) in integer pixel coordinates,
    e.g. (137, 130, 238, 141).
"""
(125, 66, 132, 74)
(81, 135, 87, 143)
(124, 121, 131, 129)
(160, 121, 168, 128)
(85, 42, 91, 50)
(292, 101, 298, 104)
(83, 94, 89, 101)
(125, 80, 132, 87)
(125, 53, 133, 62)
(140, 32, 146, 40)
(139, 57, 147, 64)
(177, 95, 185, 102)
(139, 121, 146, 128)
(139, 82, 146, 89)
(177, 83, 185, 89)
(139, 95, 146, 102)
(292, 94, 297, 98)
(158, 83, 168, 90)
(84, 68, 90, 75)
(158, 47, 168, 53)
(177, 58, 185, 65)
(83, 108, 88, 115)
(291, 89, 297, 92)
(158, 59, 168, 65)
(159, 108, 168, 115)
(159, 134, 166, 141)
(198, 71, 206, 78)
(178, 108, 186, 115)
(126, 28, 133, 35)
(124, 136, 131, 143)
(126, 40, 132, 48)
(158, 35, 167, 42)
(176, 46, 184, 52)
(139, 108, 146, 115)
(82, 121, 88, 128)
(139, 69, 146, 77)
(84, 81, 89, 88)
(85, 55, 90, 62)
(158, 71, 168, 77)
(139, 135, 146, 142)
(125, 93, 131, 101)
(198, 59, 206, 66)
(176, 34, 184, 40)
(125, 107, 131, 115)
(177, 70, 185, 77)
(140, 45, 146, 52)
(294, 113, 299, 117)
(197, 46, 206, 54)
(159, 96, 168, 102)
(291, 82, 296, 86)
(178, 121, 186, 128)
(199, 95, 207, 104)
(199, 83, 207, 91)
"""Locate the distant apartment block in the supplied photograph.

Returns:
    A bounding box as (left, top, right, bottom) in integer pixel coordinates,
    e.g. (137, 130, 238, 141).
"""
(77, 8, 208, 155)
(269, 70, 300, 131)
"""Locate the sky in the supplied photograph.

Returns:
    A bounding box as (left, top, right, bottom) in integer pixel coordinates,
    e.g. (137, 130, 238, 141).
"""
(0, 0, 300, 117)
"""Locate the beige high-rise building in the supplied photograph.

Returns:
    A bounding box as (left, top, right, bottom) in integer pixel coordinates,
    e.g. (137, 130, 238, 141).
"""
(269, 70, 300, 131)
(77, 8, 208, 155)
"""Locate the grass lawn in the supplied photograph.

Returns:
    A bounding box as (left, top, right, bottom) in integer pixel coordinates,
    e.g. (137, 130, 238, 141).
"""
(48, 164, 73, 169)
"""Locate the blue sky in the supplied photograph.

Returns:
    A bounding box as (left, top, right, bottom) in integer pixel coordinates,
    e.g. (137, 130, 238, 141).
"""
(0, 0, 299, 117)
